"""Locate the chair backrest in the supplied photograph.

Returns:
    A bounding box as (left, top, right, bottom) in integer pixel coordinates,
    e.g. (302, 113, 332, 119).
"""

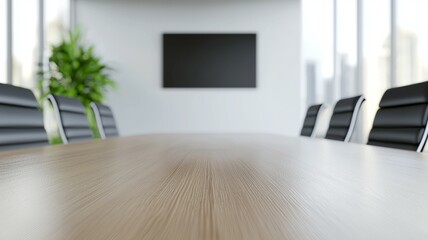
(0, 83, 49, 150)
(90, 102, 119, 139)
(48, 95, 93, 144)
(301, 104, 324, 137)
(325, 95, 365, 142)
(368, 82, 428, 152)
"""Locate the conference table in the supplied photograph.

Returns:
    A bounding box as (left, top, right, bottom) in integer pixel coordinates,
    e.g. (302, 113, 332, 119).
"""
(1, 134, 428, 240)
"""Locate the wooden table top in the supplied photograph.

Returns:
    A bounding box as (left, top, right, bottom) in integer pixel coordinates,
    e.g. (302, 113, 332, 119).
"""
(1, 134, 428, 240)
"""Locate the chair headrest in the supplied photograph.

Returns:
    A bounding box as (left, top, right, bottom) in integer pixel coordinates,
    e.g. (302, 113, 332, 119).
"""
(0, 83, 38, 108)
(380, 81, 428, 108)
(333, 95, 364, 113)
(307, 104, 323, 116)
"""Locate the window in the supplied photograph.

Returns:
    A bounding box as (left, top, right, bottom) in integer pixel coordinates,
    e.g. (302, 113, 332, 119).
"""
(12, 0, 40, 89)
(303, 0, 410, 142)
(336, 0, 358, 98)
(303, 0, 335, 106)
(362, 0, 391, 136)
(0, 0, 6, 83)
(396, 0, 428, 86)
(45, 0, 70, 49)
(0, 0, 70, 89)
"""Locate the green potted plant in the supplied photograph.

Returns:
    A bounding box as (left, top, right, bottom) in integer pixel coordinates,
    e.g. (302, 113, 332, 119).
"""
(38, 28, 116, 143)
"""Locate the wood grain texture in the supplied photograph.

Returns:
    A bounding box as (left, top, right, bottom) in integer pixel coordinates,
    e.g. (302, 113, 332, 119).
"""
(1, 134, 428, 240)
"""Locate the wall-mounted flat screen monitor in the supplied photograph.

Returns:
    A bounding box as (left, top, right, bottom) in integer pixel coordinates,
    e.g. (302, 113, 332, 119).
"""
(163, 33, 256, 88)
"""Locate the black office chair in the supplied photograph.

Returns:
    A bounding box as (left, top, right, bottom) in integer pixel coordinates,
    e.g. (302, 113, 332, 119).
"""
(325, 95, 365, 142)
(0, 83, 49, 150)
(90, 102, 119, 139)
(368, 81, 428, 152)
(301, 104, 324, 137)
(48, 94, 93, 143)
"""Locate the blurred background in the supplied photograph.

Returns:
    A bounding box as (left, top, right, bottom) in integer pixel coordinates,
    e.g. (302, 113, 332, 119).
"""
(1, 0, 428, 142)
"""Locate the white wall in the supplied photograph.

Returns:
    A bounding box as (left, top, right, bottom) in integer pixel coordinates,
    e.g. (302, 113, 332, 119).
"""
(75, 0, 302, 136)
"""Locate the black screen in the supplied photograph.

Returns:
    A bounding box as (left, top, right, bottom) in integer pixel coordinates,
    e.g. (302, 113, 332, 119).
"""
(163, 34, 256, 88)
